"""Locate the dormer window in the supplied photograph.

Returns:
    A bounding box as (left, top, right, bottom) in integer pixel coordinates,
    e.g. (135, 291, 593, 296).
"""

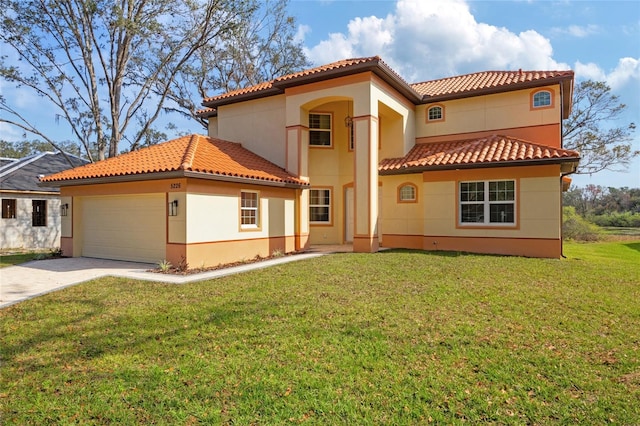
(532, 90, 552, 108)
(427, 105, 444, 122)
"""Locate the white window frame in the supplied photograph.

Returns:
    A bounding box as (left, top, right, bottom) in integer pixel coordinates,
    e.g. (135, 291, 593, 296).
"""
(309, 113, 332, 147)
(427, 105, 444, 121)
(309, 188, 331, 224)
(240, 191, 259, 229)
(533, 90, 552, 108)
(398, 184, 417, 203)
(459, 180, 516, 226)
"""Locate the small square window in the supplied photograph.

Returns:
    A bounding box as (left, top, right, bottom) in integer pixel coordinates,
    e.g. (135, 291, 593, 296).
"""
(2, 199, 16, 219)
(427, 106, 443, 121)
(399, 184, 417, 202)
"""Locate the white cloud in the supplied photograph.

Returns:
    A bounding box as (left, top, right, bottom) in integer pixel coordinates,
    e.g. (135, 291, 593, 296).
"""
(607, 57, 640, 90)
(574, 61, 607, 81)
(301, 0, 569, 82)
(295, 24, 311, 44)
(552, 24, 599, 38)
(574, 57, 640, 90)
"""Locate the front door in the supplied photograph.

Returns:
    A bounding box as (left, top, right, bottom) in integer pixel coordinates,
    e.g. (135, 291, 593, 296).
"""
(344, 186, 382, 244)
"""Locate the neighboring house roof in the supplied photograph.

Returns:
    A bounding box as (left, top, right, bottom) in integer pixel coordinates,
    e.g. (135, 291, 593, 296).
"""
(0, 157, 18, 168)
(0, 151, 88, 193)
(41, 134, 308, 188)
(199, 56, 574, 118)
(379, 135, 580, 174)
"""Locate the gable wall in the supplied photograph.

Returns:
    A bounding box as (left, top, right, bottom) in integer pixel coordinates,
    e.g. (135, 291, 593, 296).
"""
(416, 85, 562, 147)
(214, 95, 287, 169)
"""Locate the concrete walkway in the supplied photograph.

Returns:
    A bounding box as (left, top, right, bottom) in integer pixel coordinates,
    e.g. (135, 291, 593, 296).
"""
(0, 247, 343, 309)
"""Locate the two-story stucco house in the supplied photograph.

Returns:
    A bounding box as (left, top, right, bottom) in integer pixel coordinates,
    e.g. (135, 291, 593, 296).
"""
(41, 56, 579, 266)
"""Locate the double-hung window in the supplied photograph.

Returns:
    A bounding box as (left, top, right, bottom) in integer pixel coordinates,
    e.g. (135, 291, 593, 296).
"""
(459, 180, 515, 225)
(240, 191, 259, 229)
(32, 200, 47, 227)
(309, 189, 331, 224)
(309, 113, 332, 147)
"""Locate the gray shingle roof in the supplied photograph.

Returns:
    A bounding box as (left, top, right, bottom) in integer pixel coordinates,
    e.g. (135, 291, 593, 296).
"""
(0, 152, 88, 193)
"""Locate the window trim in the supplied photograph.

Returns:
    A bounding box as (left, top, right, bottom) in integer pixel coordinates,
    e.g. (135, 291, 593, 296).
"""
(309, 112, 333, 148)
(397, 183, 418, 203)
(32, 199, 47, 227)
(457, 180, 518, 228)
(309, 187, 332, 225)
(2, 199, 17, 219)
(426, 104, 445, 122)
(531, 89, 554, 110)
(239, 190, 261, 231)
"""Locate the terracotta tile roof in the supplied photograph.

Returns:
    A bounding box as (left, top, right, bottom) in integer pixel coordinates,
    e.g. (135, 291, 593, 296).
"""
(379, 135, 580, 174)
(201, 57, 573, 111)
(411, 70, 574, 99)
(41, 134, 307, 187)
(201, 56, 420, 107)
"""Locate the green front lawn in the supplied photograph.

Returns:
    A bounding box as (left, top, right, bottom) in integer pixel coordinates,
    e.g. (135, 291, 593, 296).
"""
(1, 241, 639, 424)
(0, 252, 38, 268)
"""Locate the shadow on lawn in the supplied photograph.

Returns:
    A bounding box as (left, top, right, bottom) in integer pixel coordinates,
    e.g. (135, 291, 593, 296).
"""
(623, 241, 640, 253)
(378, 248, 469, 258)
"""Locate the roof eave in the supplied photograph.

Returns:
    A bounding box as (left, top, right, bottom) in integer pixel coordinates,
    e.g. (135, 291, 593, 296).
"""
(379, 157, 581, 175)
(202, 59, 423, 108)
(183, 171, 308, 188)
(202, 87, 282, 108)
(39, 170, 308, 189)
(273, 59, 423, 103)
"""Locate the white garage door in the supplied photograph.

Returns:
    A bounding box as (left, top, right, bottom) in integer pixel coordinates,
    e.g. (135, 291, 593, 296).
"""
(82, 194, 166, 263)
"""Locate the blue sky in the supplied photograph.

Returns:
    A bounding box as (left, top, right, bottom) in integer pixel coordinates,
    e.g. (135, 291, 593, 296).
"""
(289, 0, 640, 188)
(1, 0, 638, 188)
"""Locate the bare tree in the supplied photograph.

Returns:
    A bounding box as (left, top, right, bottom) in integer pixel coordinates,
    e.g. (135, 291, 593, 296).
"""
(1, 0, 305, 161)
(563, 80, 638, 175)
(167, 0, 310, 128)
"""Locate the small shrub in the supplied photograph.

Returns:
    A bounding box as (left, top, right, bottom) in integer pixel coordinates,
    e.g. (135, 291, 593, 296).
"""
(33, 253, 48, 260)
(563, 206, 602, 241)
(176, 256, 189, 273)
(50, 247, 63, 257)
(157, 259, 172, 273)
(271, 248, 284, 258)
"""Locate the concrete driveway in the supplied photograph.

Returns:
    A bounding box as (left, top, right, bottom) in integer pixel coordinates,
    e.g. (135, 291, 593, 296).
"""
(0, 252, 328, 309)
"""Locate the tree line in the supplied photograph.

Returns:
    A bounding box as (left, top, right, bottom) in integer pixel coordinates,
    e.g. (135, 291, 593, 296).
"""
(564, 185, 640, 228)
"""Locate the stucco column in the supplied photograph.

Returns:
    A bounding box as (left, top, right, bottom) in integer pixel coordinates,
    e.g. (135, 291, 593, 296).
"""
(286, 112, 310, 251)
(352, 114, 379, 253)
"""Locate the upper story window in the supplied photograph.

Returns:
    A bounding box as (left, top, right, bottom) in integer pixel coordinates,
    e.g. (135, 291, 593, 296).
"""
(309, 113, 332, 147)
(459, 180, 516, 226)
(427, 105, 444, 122)
(2, 199, 16, 219)
(532, 90, 552, 108)
(240, 191, 259, 229)
(398, 184, 417, 203)
(32, 200, 47, 227)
